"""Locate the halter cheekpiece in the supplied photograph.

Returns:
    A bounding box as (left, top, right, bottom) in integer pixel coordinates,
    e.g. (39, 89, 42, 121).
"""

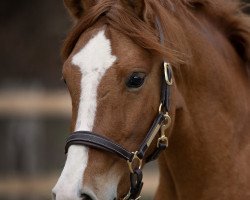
(65, 62, 173, 200)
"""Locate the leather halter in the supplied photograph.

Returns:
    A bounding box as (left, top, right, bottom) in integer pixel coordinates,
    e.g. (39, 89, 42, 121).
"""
(65, 62, 173, 200)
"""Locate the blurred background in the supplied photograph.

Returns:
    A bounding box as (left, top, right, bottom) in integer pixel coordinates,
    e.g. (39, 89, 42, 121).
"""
(0, 0, 249, 200)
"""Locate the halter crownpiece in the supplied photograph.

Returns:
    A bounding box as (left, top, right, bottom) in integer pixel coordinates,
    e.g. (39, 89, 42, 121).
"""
(65, 62, 173, 200)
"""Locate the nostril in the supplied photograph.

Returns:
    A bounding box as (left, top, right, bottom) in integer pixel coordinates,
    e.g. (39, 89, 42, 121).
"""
(81, 193, 93, 200)
(52, 191, 56, 200)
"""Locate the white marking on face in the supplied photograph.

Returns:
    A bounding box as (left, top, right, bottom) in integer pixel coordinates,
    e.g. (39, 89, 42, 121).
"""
(52, 29, 117, 199)
(52, 146, 88, 200)
(95, 171, 121, 200)
(73, 29, 117, 131)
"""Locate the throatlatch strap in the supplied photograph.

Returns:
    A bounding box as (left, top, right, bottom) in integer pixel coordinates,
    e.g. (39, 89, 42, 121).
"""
(129, 169, 143, 199)
(146, 142, 167, 163)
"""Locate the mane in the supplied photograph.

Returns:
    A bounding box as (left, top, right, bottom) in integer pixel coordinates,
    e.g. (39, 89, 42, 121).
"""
(62, 0, 250, 66)
(185, 0, 250, 64)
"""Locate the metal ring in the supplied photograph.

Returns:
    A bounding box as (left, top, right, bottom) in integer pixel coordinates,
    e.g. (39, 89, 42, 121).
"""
(127, 151, 142, 174)
(159, 103, 163, 113)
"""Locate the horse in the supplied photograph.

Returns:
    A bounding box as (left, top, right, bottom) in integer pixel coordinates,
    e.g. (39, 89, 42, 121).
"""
(52, 0, 250, 199)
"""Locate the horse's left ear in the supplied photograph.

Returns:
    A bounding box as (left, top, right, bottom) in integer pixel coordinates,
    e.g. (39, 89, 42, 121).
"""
(64, 0, 96, 19)
(121, 0, 146, 20)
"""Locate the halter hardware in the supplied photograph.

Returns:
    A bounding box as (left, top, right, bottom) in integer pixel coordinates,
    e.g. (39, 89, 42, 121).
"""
(64, 62, 173, 200)
(164, 62, 173, 85)
(127, 151, 142, 173)
(123, 190, 141, 200)
(157, 62, 172, 149)
(157, 112, 171, 148)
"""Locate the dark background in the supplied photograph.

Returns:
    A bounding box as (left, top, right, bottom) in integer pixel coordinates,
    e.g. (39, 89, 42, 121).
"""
(0, 1, 249, 200)
(0, 0, 71, 89)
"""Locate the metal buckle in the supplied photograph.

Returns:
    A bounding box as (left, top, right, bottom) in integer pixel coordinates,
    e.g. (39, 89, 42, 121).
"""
(164, 62, 173, 86)
(127, 151, 142, 174)
(157, 135, 168, 148)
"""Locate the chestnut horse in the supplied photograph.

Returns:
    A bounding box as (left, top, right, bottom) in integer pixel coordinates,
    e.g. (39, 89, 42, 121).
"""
(53, 0, 250, 199)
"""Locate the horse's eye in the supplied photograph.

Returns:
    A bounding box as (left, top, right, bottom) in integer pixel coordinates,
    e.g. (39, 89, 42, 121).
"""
(126, 72, 146, 89)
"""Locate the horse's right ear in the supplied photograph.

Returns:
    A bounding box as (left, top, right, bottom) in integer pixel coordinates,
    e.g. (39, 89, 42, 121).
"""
(64, 0, 96, 19)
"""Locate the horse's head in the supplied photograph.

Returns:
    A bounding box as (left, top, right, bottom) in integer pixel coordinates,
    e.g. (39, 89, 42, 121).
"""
(52, 0, 250, 199)
(52, 0, 186, 199)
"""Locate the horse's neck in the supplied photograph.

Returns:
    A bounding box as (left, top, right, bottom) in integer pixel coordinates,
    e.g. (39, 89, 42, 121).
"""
(156, 15, 250, 200)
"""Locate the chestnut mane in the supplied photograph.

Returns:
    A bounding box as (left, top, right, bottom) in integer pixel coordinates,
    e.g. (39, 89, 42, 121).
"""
(62, 0, 250, 66)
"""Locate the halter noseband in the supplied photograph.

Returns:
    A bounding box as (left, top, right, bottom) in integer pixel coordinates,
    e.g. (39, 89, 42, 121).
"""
(64, 62, 173, 200)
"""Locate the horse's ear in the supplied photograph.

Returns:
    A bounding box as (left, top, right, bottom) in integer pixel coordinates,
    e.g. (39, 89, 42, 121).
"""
(64, 0, 96, 19)
(121, 0, 146, 20)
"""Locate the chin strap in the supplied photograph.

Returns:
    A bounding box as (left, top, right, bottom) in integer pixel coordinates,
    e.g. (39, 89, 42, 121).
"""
(123, 169, 143, 200)
(65, 62, 173, 200)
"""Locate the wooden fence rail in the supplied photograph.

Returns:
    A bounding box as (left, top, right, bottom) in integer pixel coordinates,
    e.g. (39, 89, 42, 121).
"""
(0, 90, 71, 117)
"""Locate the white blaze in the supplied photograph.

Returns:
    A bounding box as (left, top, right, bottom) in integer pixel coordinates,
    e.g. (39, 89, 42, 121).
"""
(53, 29, 117, 200)
(52, 146, 88, 200)
(73, 30, 117, 131)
